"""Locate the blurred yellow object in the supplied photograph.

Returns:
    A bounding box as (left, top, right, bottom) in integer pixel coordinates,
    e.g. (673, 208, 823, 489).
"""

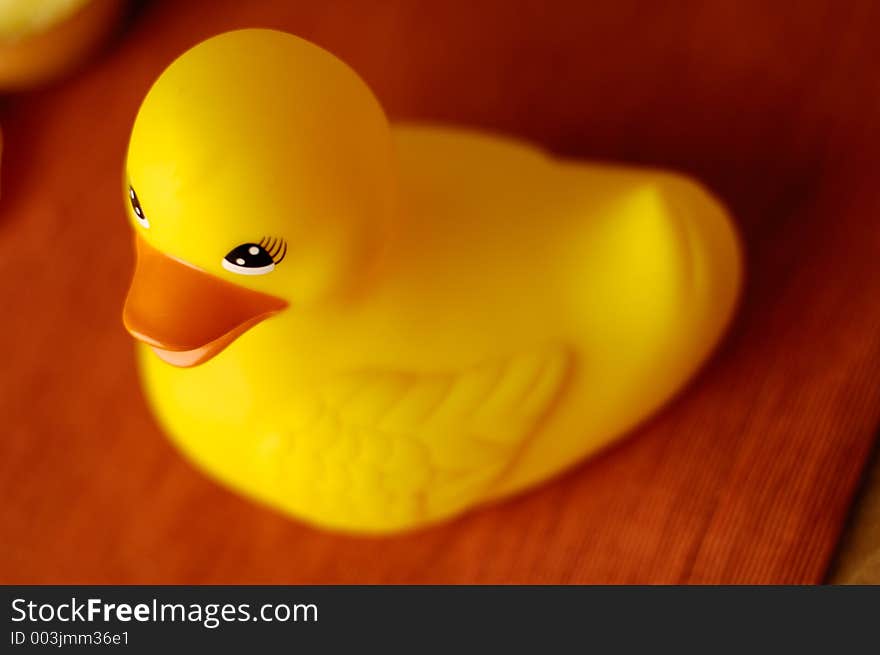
(122, 29, 742, 533)
(0, 0, 123, 90)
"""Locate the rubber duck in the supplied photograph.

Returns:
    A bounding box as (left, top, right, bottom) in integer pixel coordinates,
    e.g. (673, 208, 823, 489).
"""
(122, 29, 742, 533)
(0, 0, 124, 90)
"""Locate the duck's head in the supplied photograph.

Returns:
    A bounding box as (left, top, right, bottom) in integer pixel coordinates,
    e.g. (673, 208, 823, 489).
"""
(122, 29, 396, 367)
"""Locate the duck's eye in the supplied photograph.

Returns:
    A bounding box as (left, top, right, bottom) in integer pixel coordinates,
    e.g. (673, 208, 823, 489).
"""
(128, 185, 149, 229)
(222, 237, 287, 276)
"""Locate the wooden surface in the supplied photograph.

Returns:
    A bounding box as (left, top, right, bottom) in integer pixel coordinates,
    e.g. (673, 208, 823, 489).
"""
(2, 0, 880, 583)
(833, 448, 880, 583)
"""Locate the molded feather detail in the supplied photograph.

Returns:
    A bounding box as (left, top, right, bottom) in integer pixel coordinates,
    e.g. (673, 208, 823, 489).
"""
(277, 346, 570, 530)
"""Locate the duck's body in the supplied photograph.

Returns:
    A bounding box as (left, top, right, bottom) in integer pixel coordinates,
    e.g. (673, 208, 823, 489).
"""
(0, 0, 123, 90)
(134, 115, 739, 532)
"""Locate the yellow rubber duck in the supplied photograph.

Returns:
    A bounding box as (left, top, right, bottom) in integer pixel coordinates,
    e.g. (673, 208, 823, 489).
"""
(123, 29, 742, 533)
(0, 0, 124, 90)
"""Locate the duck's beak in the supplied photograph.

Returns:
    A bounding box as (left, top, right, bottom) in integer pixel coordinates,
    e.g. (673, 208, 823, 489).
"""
(123, 234, 287, 367)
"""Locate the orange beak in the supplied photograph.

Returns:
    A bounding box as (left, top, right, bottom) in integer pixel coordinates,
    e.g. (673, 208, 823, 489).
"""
(122, 235, 287, 367)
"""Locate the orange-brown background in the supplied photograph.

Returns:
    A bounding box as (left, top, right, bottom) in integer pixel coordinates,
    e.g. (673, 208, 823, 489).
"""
(2, 0, 879, 583)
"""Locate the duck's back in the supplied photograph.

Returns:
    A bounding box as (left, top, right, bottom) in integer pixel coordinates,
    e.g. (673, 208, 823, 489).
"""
(384, 124, 741, 496)
(384, 124, 738, 362)
(382, 124, 608, 359)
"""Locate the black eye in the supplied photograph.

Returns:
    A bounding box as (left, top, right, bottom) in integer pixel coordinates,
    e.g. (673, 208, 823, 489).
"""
(128, 185, 149, 229)
(222, 238, 287, 276)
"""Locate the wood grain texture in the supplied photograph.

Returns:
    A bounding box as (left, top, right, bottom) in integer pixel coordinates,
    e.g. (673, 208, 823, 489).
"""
(832, 449, 880, 583)
(1, 0, 879, 583)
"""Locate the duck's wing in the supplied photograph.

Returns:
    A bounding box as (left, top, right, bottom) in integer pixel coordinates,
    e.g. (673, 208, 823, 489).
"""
(281, 345, 570, 529)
